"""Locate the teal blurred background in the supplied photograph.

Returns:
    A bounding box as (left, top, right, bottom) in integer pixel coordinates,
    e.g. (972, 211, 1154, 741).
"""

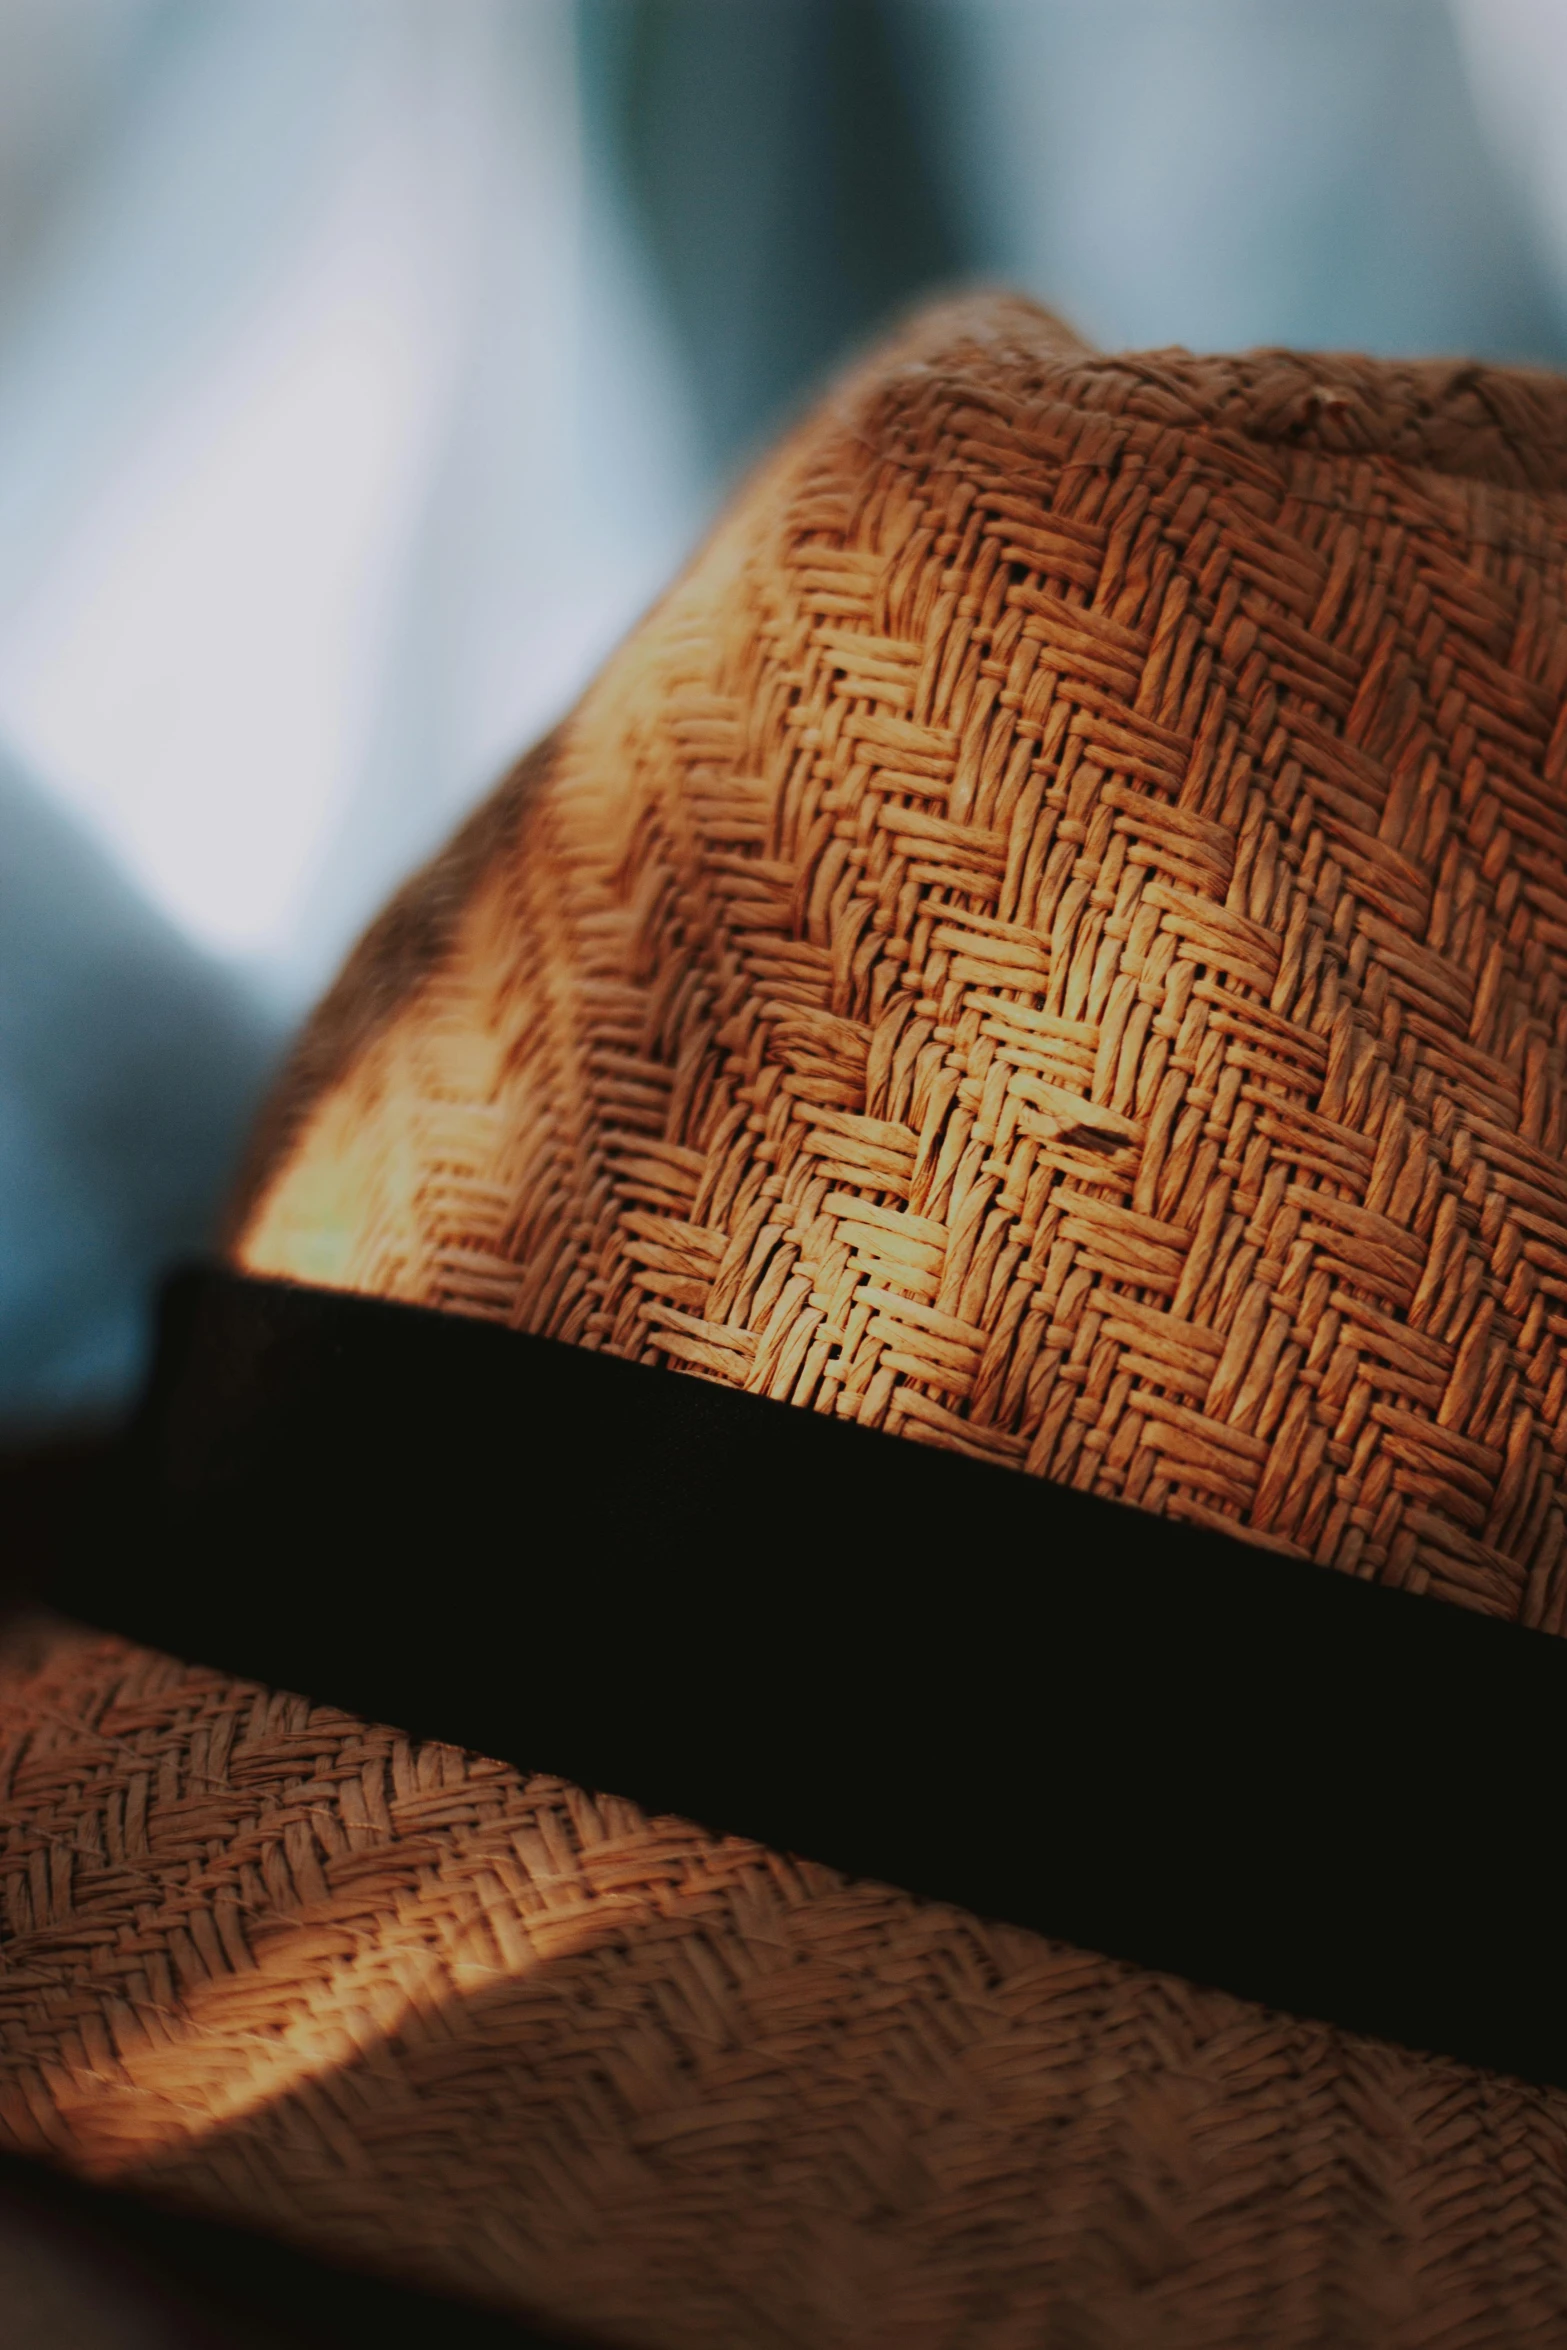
(4, 0, 1567, 1428)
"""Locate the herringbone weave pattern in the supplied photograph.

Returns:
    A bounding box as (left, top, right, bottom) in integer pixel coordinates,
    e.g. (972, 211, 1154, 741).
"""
(240, 298, 1567, 1625)
(13, 302, 1567, 2344)
(5, 1617, 1567, 2349)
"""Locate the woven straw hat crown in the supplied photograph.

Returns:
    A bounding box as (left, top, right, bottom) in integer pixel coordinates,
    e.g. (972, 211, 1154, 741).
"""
(238, 293, 1567, 1633)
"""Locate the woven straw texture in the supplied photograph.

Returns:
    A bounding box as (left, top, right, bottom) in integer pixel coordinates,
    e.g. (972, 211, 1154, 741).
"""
(6, 1614, 1567, 2350)
(12, 301, 1567, 2343)
(239, 296, 1567, 1628)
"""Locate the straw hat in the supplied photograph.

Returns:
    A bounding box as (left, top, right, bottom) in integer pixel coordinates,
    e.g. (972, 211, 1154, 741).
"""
(8, 294, 1567, 2346)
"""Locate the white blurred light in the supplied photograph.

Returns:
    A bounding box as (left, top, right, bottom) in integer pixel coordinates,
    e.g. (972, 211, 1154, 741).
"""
(0, 0, 702, 1003)
(1451, 0, 1567, 304)
(0, 147, 450, 957)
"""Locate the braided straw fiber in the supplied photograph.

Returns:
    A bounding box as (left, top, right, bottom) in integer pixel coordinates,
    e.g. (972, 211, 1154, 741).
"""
(11, 300, 1567, 2345)
(7, 1615, 1567, 2350)
(237, 295, 1567, 1626)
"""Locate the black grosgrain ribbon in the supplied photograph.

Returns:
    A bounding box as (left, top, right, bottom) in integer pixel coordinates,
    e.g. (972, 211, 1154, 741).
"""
(51, 1263, 1567, 2092)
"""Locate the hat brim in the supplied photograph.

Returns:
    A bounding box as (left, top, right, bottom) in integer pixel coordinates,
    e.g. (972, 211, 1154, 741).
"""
(5, 1268, 1567, 2348)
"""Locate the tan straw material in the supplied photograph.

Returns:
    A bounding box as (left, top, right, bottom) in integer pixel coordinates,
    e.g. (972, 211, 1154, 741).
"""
(240, 295, 1567, 1629)
(9, 298, 1567, 2346)
(6, 1616, 1567, 2350)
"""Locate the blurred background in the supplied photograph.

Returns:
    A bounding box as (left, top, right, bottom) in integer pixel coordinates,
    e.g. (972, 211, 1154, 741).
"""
(5, 0, 1567, 1433)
